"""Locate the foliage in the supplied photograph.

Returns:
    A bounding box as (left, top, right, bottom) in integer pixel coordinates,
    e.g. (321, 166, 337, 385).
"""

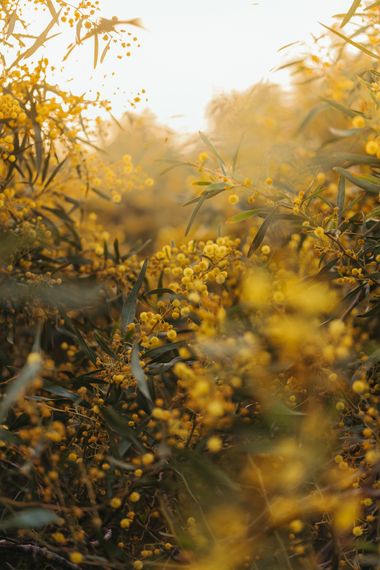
(0, 1, 379, 570)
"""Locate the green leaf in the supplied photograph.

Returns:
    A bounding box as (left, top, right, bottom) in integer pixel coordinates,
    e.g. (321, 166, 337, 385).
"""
(0, 349, 42, 422)
(227, 208, 269, 224)
(0, 428, 20, 444)
(329, 126, 363, 137)
(247, 212, 277, 257)
(101, 407, 144, 451)
(184, 182, 230, 236)
(321, 98, 359, 118)
(143, 287, 177, 298)
(121, 260, 148, 329)
(42, 382, 79, 401)
(296, 103, 327, 133)
(321, 23, 380, 60)
(184, 183, 228, 207)
(0, 509, 59, 530)
(334, 167, 380, 194)
(232, 133, 245, 174)
(113, 238, 121, 263)
(337, 175, 346, 225)
(366, 206, 380, 220)
(91, 186, 111, 201)
(74, 333, 97, 365)
(185, 194, 207, 236)
(198, 131, 226, 175)
(42, 156, 67, 190)
(94, 332, 117, 359)
(131, 343, 152, 403)
(159, 160, 194, 176)
(144, 340, 185, 360)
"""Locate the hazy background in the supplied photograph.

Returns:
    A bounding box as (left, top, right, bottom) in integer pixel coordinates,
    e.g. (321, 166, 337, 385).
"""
(32, 0, 347, 132)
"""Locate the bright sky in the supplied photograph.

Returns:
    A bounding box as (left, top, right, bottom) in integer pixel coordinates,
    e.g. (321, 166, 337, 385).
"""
(34, 0, 350, 132)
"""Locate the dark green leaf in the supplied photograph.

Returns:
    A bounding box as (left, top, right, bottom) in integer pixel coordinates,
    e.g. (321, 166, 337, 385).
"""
(334, 167, 380, 194)
(248, 212, 276, 257)
(121, 260, 148, 329)
(101, 407, 144, 451)
(131, 343, 152, 403)
(337, 175, 346, 224)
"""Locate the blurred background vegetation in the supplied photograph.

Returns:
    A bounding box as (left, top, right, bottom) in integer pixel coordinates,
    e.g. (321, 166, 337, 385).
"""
(0, 1, 379, 569)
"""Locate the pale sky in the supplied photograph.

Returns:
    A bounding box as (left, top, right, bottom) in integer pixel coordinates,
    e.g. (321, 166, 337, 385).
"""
(28, 0, 350, 132)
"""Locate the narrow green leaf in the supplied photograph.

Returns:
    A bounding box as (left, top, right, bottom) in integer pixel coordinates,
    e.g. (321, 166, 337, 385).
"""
(185, 194, 206, 236)
(296, 103, 327, 134)
(0, 351, 42, 422)
(131, 343, 152, 403)
(101, 407, 144, 451)
(366, 206, 380, 220)
(94, 332, 117, 359)
(341, 0, 362, 27)
(232, 133, 245, 174)
(337, 176, 346, 225)
(321, 23, 380, 60)
(329, 126, 363, 137)
(184, 182, 228, 207)
(91, 186, 111, 200)
(121, 260, 148, 329)
(227, 208, 269, 224)
(113, 238, 120, 263)
(143, 287, 177, 298)
(334, 166, 380, 194)
(247, 212, 277, 257)
(64, 318, 97, 364)
(0, 509, 59, 530)
(144, 340, 185, 360)
(321, 97, 358, 118)
(42, 156, 67, 190)
(159, 160, 194, 176)
(198, 131, 226, 175)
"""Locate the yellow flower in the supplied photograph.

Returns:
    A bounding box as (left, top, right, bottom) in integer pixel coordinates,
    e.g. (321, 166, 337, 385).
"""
(110, 497, 122, 509)
(70, 552, 84, 564)
(130, 492, 140, 503)
(228, 193, 239, 205)
(207, 436, 222, 453)
(120, 518, 131, 529)
(365, 140, 379, 155)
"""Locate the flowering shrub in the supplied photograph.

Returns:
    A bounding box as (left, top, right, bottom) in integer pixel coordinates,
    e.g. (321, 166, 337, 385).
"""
(0, 1, 379, 569)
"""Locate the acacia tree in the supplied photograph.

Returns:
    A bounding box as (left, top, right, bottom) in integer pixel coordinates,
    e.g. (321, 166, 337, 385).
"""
(0, 1, 379, 570)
